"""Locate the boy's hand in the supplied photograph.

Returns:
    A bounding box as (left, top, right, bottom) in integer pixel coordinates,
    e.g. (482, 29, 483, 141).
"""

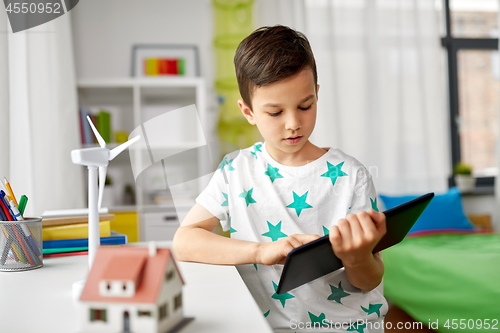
(329, 209, 386, 268)
(257, 234, 321, 265)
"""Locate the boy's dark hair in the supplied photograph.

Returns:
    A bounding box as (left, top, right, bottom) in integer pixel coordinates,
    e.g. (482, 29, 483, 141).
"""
(234, 25, 318, 111)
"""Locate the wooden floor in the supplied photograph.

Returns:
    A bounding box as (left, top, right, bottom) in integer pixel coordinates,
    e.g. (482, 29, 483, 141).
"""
(385, 304, 437, 332)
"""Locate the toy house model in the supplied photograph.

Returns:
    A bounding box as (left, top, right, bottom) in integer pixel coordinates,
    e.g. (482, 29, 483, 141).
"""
(79, 243, 185, 333)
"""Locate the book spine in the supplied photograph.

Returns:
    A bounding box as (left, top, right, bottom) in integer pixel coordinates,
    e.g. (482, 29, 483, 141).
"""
(97, 110, 111, 143)
(43, 250, 88, 258)
(166, 59, 177, 75)
(81, 108, 93, 144)
(42, 220, 110, 241)
(78, 109, 85, 144)
(43, 233, 126, 249)
(90, 115, 98, 143)
(178, 58, 185, 76)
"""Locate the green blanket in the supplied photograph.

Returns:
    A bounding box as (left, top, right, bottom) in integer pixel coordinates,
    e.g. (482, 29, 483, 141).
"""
(383, 233, 500, 332)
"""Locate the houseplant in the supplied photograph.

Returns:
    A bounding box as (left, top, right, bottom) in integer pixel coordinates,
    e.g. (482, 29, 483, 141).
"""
(453, 162, 475, 193)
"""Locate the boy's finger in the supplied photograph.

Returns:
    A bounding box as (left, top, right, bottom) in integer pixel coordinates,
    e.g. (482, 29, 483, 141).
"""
(368, 209, 387, 234)
(357, 211, 377, 238)
(337, 219, 352, 248)
(294, 234, 321, 245)
(329, 226, 342, 250)
(287, 236, 304, 249)
(346, 214, 363, 243)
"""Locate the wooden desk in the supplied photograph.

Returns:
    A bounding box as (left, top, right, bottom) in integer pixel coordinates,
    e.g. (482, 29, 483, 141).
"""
(0, 242, 272, 333)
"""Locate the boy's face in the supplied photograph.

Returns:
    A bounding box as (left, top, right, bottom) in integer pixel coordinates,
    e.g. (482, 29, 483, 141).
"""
(239, 68, 319, 160)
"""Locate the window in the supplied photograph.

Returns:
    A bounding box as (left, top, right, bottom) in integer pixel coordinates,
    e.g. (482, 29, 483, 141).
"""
(138, 310, 152, 317)
(174, 293, 182, 310)
(166, 270, 175, 281)
(90, 309, 107, 322)
(440, 0, 499, 189)
(158, 303, 168, 321)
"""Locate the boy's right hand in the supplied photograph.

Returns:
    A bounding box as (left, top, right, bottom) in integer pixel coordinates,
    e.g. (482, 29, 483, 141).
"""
(257, 234, 321, 265)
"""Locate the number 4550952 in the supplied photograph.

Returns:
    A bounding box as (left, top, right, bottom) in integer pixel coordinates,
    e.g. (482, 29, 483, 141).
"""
(5, 2, 62, 14)
(444, 319, 498, 330)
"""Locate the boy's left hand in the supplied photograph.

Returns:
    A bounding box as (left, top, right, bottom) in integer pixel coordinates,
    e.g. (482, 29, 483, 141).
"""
(329, 209, 386, 268)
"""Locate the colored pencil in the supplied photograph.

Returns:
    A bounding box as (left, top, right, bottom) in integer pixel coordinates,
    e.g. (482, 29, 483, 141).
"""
(18, 195, 28, 216)
(3, 178, 18, 207)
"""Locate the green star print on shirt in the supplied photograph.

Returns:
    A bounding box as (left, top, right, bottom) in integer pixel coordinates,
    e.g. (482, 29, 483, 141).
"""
(327, 281, 350, 304)
(239, 187, 257, 207)
(361, 303, 383, 318)
(228, 158, 236, 171)
(229, 217, 236, 233)
(262, 221, 288, 241)
(308, 312, 326, 326)
(320, 161, 348, 186)
(286, 191, 313, 217)
(370, 197, 379, 212)
(251, 143, 261, 159)
(221, 192, 228, 207)
(271, 281, 294, 308)
(217, 156, 228, 172)
(265, 163, 284, 183)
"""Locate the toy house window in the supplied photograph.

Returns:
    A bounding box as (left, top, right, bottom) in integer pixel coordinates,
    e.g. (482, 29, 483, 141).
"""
(166, 270, 175, 281)
(174, 293, 182, 310)
(138, 310, 151, 317)
(159, 304, 168, 320)
(90, 309, 107, 322)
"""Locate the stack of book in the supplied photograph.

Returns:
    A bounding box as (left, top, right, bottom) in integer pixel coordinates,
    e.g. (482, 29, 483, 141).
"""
(144, 57, 185, 76)
(42, 214, 128, 258)
(79, 108, 112, 145)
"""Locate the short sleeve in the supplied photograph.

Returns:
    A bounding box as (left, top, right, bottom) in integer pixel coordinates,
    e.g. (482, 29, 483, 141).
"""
(195, 155, 231, 231)
(350, 167, 380, 214)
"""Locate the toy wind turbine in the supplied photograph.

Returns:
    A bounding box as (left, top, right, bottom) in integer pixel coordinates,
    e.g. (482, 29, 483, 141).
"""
(71, 116, 140, 269)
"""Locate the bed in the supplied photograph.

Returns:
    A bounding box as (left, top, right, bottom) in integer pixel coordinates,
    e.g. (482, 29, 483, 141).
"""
(380, 188, 500, 332)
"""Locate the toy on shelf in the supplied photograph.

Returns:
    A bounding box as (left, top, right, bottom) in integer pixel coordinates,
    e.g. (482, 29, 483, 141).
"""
(79, 243, 190, 333)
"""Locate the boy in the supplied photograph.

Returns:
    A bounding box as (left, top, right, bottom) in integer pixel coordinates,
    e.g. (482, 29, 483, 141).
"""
(173, 25, 388, 332)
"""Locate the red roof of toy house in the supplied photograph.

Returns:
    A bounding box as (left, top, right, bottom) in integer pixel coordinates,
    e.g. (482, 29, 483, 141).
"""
(80, 246, 184, 304)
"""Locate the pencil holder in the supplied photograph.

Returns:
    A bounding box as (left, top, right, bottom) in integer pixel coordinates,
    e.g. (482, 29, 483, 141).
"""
(0, 217, 43, 271)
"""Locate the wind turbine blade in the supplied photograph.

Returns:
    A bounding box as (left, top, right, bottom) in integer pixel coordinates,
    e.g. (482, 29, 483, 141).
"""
(98, 166, 107, 210)
(87, 116, 106, 148)
(109, 136, 140, 160)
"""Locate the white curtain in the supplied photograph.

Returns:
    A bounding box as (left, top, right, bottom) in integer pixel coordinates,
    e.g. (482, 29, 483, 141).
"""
(258, 0, 450, 195)
(0, 12, 84, 216)
(496, 2, 500, 230)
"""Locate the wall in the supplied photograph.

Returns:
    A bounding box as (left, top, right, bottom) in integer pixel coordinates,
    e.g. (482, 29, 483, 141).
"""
(70, 0, 220, 130)
(71, 0, 213, 81)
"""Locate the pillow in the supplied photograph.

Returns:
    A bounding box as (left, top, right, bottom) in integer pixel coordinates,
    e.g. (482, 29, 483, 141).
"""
(379, 187, 475, 235)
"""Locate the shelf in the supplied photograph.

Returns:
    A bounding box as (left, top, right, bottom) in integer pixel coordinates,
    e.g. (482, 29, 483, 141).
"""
(78, 77, 204, 88)
(83, 143, 121, 149)
(131, 142, 206, 150)
(77, 77, 207, 241)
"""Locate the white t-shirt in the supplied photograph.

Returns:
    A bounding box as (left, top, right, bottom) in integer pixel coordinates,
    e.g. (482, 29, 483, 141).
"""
(195, 142, 387, 332)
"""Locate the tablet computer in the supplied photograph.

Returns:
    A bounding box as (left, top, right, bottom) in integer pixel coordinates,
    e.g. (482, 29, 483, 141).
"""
(276, 192, 434, 295)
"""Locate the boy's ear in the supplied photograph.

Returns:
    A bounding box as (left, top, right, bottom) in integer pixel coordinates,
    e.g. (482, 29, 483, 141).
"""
(238, 99, 256, 125)
(316, 84, 320, 100)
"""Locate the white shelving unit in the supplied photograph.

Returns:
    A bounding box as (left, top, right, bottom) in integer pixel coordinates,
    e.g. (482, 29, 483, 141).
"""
(77, 77, 210, 241)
